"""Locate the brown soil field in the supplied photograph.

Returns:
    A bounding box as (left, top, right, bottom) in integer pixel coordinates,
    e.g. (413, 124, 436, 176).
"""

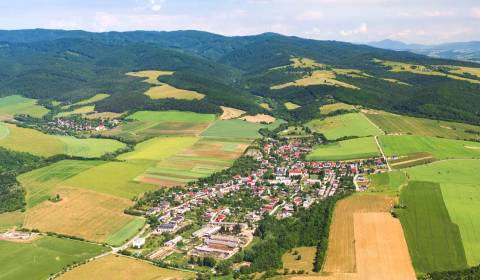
(240, 114, 276, 124)
(353, 212, 416, 280)
(322, 195, 395, 273)
(23, 187, 137, 243)
(220, 106, 246, 120)
(59, 254, 195, 280)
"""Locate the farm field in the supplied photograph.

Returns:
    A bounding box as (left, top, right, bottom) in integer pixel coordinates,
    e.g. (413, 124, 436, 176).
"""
(0, 211, 24, 232)
(353, 212, 416, 280)
(307, 113, 383, 140)
(24, 187, 144, 243)
(145, 84, 205, 100)
(367, 171, 407, 195)
(0, 122, 125, 157)
(271, 69, 359, 90)
(320, 103, 356, 114)
(307, 137, 380, 161)
(0, 236, 108, 280)
(105, 110, 215, 141)
(282, 247, 316, 272)
(58, 254, 195, 280)
(63, 93, 109, 109)
(118, 137, 198, 161)
(284, 102, 301, 110)
(322, 195, 395, 273)
(201, 119, 281, 139)
(396, 181, 468, 273)
(220, 106, 245, 120)
(379, 135, 480, 160)
(106, 219, 145, 247)
(0, 95, 49, 118)
(240, 114, 276, 124)
(365, 111, 480, 140)
(57, 105, 95, 117)
(62, 161, 158, 199)
(126, 70, 173, 85)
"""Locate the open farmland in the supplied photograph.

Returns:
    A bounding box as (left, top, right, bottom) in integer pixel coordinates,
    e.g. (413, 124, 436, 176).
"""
(0, 95, 49, 118)
(320, 103, 356, 115)
(57, 105, 95, 117)
(63, 93, 109, 109)
(24, 187, 144, 243)
(396, 181, 468, 273)
(367, 171, 407, 195)
(126, 70, 173, 85)
(118, 137, 198, 161)
(105, 110, 215, 141)
(58, 254, 195, 280)
(307, 113, 383, 140)
(307, 137, 380, 161)
(201, 119, 282, 139)
(271, 69, 359, 90)
(365, 111, 480, 140)
(379, 135, 480, 160)
(0, 211, 24, 232)
(220, 106, 246, 120)
(0, 236, 108, 280)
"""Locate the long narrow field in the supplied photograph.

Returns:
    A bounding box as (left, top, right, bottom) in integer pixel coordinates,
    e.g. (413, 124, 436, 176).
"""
(365, 111, 480, 140)
(58, 254, 195, 280)
(0, 95, 49, 118)
(307, 113, 383, 140)
(24, 187, 144, 243)
(396, 181, 468, 273)
(0, 236, 108, 280)
(62, 93, 109, 109)
(320, 102, 356, 115)
(307, 137, 380, 161)
(201, 119, 282, 139)
(0, 122, 126, 157)
(379, 135, 480, 160)
(118, 137, 198, 161)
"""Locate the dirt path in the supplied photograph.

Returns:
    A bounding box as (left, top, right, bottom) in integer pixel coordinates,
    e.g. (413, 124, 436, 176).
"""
(374, 136, 392, 171)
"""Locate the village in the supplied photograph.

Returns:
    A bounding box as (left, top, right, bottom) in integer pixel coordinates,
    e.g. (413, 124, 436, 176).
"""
(122, 131, 388, 272)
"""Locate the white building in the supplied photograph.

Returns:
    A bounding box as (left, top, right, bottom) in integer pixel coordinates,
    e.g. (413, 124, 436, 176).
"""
(132, 237, 145, 248)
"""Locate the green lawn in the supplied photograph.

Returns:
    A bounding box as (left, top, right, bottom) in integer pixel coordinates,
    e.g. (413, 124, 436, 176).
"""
(366, 112, 480, 140)
(106, 218, 145, 247)
(306, 137, 380, 160)
(0, 236, 108, 280)
(397, 181, 468, 273)
(379, 135, 480, 159)
(307, 113, 383, 140)
(127, 110, 216, 123)
(0, 95, 49, 118)
(367, 171, 407, 195)
(19, 160, 104, 208)
(406, 160, 480, 266)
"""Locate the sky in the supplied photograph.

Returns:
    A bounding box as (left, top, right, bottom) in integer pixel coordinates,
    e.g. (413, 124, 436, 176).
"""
(0, 0, 479, 44)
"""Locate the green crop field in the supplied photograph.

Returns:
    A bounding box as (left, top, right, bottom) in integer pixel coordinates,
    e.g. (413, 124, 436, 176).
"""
(57, 105, 95, 117)
(307, 137, 380, 161)
(379, 135, 480, 160)
(0, 123, 125, 157)
(397, 181, 468, 273)
(63, 93, 109, 109)
(365, 112, 480, 140)
(118, 136, 198, 161)
(201, 119, 282, 139)
(127, 110, 215, 123)
(406, 160, 480, 266)
(0, 95, 49, 118)
(307, 113, 383, 140)
(367, 171, 407, 195)
(62, 161, 158, 199)
(19, 160, 104, 208)
(0, 236, 108, 280)
(106, 218, 145, 247)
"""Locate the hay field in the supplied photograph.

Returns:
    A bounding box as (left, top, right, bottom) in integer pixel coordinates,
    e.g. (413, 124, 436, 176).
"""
(57, 105, 95, 117)
(353, 212, 416, 280)
(118, 137, 198, 161)
(58, 254, 195, 280)
(201, 119, 272, 139)
(85, 111, 123, 120)
(397, 181, 468, 273)
(320, 103, 356, 115)
(0, 95, 49, 118)
(367, 171, 407, 195)
(306, 113, 383, 140)
(322, 195, 395, 273)
(285, 102, 301, 110)
(145, 84, 205, 100)
(282, 247, 317, 272)
(365, 111, 480, 140)
(0, 236, 107, 280)
(240, 114, 276, 124)
(126, 70, 174, 85)
(379, 135, 480, 160)
(272, 70, 359, 90)
(106, 219, 145, 247)
(306, 137, 380, 161)
(62, 161, 158, 199)
(24, 187, 143, 243)
(0, 211, 24, 232)
(220, 106, 245, 120)
(445, 65, 480, 78)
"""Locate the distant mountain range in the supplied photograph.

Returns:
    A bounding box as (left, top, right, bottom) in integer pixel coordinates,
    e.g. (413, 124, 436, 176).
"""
(368, 39, 480, 63)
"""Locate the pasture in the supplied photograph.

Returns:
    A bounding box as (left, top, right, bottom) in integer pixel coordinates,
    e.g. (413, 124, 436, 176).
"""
(57, 105, 95, 117)
(145, 84, 205, 100)
(220, 106, 245, 120)
(282, 247, 316, 272)
(58, 254, 195, 280)
(365, 111, 480, 140)
(0, 95, 49, 118)
(367, 171, 407, 195)
(272, 69, 359, 90)
(240, 114, 276, 124)
(0, 236, 107, 280)
(307, 137, 380, 161)
(201, 119, 274, 139)
(378, 135, 480, 160)
(320, 103, 356, 115)
(24, 187, 143, 243)
(126, 70, 173, 85)
(284, 102, 301, 110)
(63, 93, 109, 109)
(306, 113, 383, 140)
(397, 181, 468, 273)
(446, 65, 480, 78)
(0, 211, 24, 232)
(118, 137, 198, 161)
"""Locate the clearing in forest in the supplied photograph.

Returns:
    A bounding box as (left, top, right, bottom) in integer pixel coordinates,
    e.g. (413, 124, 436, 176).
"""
(220, 106, 246, 120)
(307, 137, 380, 161)
(285, 102, 301, 110)
(58, 254, 195, 280)
(307, 113, 383, 140)
(62, 93, 110, 109)
(320, 103, 356, 115)
(240, 114, 276, 124)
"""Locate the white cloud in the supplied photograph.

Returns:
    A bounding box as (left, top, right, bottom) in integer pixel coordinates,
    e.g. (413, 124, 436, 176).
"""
(340, 23, 368, 36)
(423, 10, 454, 17)
(473, 8, 480, 18)
(296, 10, 323, 21)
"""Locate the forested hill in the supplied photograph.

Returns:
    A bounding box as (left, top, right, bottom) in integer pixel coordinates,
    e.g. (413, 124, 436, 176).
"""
(1, 29, 480, 124)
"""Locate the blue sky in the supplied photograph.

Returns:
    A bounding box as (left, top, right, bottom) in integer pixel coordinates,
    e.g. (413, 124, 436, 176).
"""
(0, 0, 479, 44)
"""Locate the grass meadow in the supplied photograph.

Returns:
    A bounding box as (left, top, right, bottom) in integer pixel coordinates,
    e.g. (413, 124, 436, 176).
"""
(0, 95, 49, 118)
(320, 102, 356, 114)
(307, 137, 380, 161)
(307, 113, 383, 140)
(367, 171, 407, 195)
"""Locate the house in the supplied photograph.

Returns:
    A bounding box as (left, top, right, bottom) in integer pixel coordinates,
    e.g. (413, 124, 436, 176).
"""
(165, 236, 183, 247)
(132, 237, 145, 248)
(289, 169, 303, 178)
